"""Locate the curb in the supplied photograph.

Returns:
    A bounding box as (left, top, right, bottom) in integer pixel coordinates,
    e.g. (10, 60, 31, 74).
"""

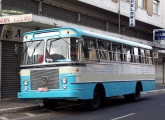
(142, 89, 165, 96)
(0, 104, 43, 115)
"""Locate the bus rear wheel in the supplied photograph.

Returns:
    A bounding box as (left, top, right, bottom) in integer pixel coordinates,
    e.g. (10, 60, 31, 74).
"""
(132, 84, 141, 101)
(124, 84, 141, 102)
(88, 87, 101, 110)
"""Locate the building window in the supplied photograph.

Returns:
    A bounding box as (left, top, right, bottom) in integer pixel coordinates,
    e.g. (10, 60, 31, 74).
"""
(153, 0, 160, 15)
(138, 0, 147, 9)
(122, 0, 130, 2)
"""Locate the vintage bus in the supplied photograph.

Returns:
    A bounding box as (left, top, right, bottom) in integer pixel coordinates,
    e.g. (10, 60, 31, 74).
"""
(18, 27, 155, 109)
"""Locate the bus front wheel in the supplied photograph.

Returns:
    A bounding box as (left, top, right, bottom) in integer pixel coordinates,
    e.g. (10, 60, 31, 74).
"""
(87, 87, 101, 110)
(43, 99, 58, 109)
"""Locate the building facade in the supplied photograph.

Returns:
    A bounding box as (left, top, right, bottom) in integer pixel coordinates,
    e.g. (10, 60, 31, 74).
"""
(0, 0, 164, 98)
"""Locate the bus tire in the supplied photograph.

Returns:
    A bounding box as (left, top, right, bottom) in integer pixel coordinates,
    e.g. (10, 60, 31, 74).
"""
(124, 84, 141, 102)
(88, 87, 101, 110)
(43, 99, 58, 109)
(132, 84, 141, 101)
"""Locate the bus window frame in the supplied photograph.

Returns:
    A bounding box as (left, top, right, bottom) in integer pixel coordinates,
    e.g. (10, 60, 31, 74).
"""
(82, 37, 99, 62)
(123, 45, 133, 63)
(133, 47, 141, 63)
(112, 42, 122, 62)
(146, 50, 153, 64)
(98, 39, 111, 62)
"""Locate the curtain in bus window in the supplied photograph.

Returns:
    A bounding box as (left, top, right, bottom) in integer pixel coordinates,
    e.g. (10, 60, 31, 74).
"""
(134, 47, 140, 63)
(146, 50, 152, 64)
(141, 49, 146, 64)
(123, 46, 132, 62)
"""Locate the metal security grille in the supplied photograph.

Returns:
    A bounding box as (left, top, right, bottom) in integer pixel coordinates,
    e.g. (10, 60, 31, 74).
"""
(30, 69, 59, 90)
(43, 3, 77, 24)
(2, 0, 38, 15)
(1, 41, 22, 98)
(81, 14, 106, 30)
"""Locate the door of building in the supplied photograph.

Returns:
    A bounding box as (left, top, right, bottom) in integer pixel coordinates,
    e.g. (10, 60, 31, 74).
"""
(1, 40, 22, 98)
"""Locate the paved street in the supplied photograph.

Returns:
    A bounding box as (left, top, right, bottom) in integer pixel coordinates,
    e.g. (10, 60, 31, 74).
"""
(0, 91, 165, 120)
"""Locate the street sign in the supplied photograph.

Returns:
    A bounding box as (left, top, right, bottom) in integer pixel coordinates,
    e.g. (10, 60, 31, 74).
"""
(153, 29, 165, 46)
(129, 0, 135, 27)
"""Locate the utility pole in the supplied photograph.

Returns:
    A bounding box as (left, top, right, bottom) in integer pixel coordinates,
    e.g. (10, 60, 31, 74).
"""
(118, 0, 120, 34)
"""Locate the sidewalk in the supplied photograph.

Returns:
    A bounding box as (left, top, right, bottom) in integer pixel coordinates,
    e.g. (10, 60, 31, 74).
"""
(0, 84, 165, 115)
(0, 98, 43, 115)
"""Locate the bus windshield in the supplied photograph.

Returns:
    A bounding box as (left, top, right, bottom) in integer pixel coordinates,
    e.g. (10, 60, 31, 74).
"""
(22, 40, 44, 65)
(22, 37, 79, 65)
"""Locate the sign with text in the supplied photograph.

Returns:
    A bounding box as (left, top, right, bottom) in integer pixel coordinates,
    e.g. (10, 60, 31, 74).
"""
(1, 25, 33, 42)
(129, 0, 135, 27)
(0, 14, 32, 24)
(153, 29, 165, 46)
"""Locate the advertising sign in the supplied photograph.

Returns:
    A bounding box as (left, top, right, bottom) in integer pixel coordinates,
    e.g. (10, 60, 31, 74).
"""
(1, 25, 33, 42)
(153, 29, 165, 46)
(129, 0, 135, 27)
(0, 14, 32, 24)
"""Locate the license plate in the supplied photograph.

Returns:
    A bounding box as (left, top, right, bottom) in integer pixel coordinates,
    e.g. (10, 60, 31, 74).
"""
(38, 88, 48, 92)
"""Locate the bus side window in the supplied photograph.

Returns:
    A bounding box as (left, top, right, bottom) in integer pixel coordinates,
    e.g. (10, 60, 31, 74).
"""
(123, 45, 132, 62)
(146, 50, 153, 64)
(141, 49, 146, 64)
(82, 38, 98, 61)
(112, 43, 122, 62)
(98, 40, 110, 61)
(134, 47, 140, 63)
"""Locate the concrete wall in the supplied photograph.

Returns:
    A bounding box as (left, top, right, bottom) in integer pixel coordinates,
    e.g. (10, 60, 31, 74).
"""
(77, 0, 163, 28)
(155, 53, 165, 84)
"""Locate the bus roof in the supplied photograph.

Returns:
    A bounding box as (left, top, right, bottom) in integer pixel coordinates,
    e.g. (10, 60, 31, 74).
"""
(23, 27, 152, 50)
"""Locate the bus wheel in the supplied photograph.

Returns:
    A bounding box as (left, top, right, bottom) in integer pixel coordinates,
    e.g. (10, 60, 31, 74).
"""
(125, 84, 141, 102)
(88, 87, 101, 110)
(132, 84, 141, 101)
(43, 99, 58, 109)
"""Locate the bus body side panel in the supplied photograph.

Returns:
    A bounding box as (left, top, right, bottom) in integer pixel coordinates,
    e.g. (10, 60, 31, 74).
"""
(141, 80, 156, 92)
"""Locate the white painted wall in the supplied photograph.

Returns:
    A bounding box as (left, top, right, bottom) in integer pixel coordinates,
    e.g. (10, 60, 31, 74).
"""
(162, 0, 165, 28)
(78, 0, 163, 28)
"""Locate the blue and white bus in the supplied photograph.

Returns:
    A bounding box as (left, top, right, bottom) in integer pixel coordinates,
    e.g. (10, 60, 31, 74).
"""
(18, 27, 155, 109)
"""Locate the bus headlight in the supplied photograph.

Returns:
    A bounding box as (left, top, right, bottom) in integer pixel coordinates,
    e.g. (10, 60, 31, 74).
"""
(24, 80, 29, 86)
(25, 86, 28, 91)
(62, 78, 67, 84)
(63, 84, 67, 89)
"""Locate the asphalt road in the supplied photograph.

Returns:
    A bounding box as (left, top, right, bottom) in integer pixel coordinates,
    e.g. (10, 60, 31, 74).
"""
(1, 92, 165, 120)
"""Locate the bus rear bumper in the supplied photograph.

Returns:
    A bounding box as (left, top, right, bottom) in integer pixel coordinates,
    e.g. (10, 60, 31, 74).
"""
(17, 90, 79, 99)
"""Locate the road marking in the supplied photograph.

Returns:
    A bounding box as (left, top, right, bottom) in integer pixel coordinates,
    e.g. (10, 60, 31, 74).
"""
(111, 113, 136, 120)
(0, 117, 9, 120)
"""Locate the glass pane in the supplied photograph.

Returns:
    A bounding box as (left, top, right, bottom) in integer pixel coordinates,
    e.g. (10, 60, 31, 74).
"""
(141, 49, 146, 64)
(22, 40, 44, 65)
(83, 38, 98, 60)
(134, 47, 139, 55)
(46, 38, 79, 62)
(123, 46, 131, 54)
(98, 41, 109, 60)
